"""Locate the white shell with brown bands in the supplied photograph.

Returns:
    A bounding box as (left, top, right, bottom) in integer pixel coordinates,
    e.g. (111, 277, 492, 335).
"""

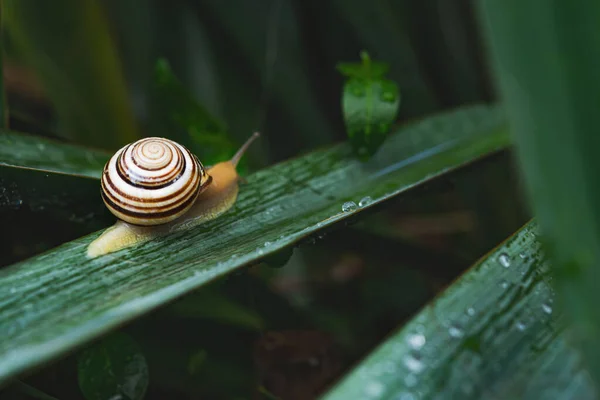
(100, 137, 210, 226)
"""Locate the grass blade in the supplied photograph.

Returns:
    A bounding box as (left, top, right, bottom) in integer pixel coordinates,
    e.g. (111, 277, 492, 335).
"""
(479, 0, 600, 386)
(0, 104, 509, 384)
(322, 221, 595, 399)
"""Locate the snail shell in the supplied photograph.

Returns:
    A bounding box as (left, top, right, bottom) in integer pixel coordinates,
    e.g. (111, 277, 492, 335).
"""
(101, 137, 211, 226)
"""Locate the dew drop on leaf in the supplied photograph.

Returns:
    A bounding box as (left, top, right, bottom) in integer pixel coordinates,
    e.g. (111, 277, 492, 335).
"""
(498, 253, 511, 267)
(404, 373, 418, 387)
(542, 303, 553, 314)
(403, 353, 424, 373)
(342, 201, 358, 212)
(398, 392, 417, 400)
(359, 196, 373, 207)
(364, 380, 385, 397)
(407, 333, 426, 349)
(448, 324, 464, 338)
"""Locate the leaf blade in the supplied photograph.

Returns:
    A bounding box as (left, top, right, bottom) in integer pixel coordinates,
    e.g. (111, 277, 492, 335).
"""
(0, 104, 509, 384)
(321, 221, 595, 400)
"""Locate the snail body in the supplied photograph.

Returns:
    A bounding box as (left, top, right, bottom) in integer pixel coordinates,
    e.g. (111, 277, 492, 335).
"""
(86, 133, 259, 258)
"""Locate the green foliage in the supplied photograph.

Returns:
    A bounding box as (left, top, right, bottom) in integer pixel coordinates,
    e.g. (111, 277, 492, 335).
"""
(480, 0, 600, 387)
(1, 1, 589, 397)
(150, 59, 235, 166)
(337, 51, 400, 160)
(323, 222, 595, 399)
(77, 332, 148, 400)
(0, 105, 509, 385)
(3, 0, 139, 149)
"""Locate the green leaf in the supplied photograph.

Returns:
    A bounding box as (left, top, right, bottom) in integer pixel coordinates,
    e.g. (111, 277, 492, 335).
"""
(0, 131, 110, 178)
(322, 221, 596, 399)
(78, 332, 148, 400)
(338, 52, 401, 161)
(336, 51, 390, 79)
(329, 0, 439, 116)
(0, 104, 509, 384)
(0, 131, 112, 264)
(3, 0, 139, 149)
(150, 59, 235, 166)
(201, 0, 337, 147)
(479, 0, 600, 386)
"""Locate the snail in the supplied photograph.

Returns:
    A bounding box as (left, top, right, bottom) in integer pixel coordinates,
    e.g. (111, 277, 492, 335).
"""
(86, 132, 260, 258)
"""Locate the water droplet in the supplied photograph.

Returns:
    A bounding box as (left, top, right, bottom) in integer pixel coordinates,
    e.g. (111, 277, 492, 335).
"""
(263, 241, 272, 247)
(404, 373, 418, 387)
(542, 303, 553, 314)
(383, 361, 397, 374)
(407, 333, 426, 349)
(359, 196, 373, 207)
(257, 248, 264, 256)
(515, 321, 527, 331)
(499, 279, 509, 289)
(342, 201, 358, 212)
(398, 393, 417, 400)
(364, 380, 384, 397)
(448, 324, 464, 338)
(498, 253, 511, 268)
(381, 91, 396, 102)
(519, 252, 527, 259)
(403, 353, 424, 373)
(10, 287, 17, 294)
(466, 307, 476, 317)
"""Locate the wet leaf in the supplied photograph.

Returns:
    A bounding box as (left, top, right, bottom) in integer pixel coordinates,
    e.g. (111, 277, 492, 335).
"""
(481, 0, 600, 386)
(323, 222, 595, 399)
(0, 104, 509, 384)
(78, 332, 148, 400)
(337, 51, 400, 160)
(0, 131, 112, 265)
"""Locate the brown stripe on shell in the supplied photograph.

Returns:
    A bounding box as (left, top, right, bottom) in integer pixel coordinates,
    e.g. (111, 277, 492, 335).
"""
(124, 141, 182, 182)
(100, 182, 201, 225)
(100, 137, 213, 225)
(116, 142, 185, 189)
(130, 139, 174, 171)
(101, 160, 201, 210)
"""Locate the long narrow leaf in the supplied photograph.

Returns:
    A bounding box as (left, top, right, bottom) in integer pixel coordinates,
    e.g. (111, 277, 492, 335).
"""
(0, 131, 110, 177)
(0, 105, 509, 384)
(322, 221, 595, 399)
(479, 0, 600, 386)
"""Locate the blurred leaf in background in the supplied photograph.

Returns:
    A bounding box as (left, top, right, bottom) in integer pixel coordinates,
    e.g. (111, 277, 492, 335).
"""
(337, 51, 400, 160)
(77, 332, 148, 400)
(149, 58, 236, 167)
(3, 0, 139, 149)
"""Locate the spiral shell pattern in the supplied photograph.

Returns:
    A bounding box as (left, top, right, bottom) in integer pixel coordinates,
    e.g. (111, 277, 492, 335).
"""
(101, 137, 210, 226)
